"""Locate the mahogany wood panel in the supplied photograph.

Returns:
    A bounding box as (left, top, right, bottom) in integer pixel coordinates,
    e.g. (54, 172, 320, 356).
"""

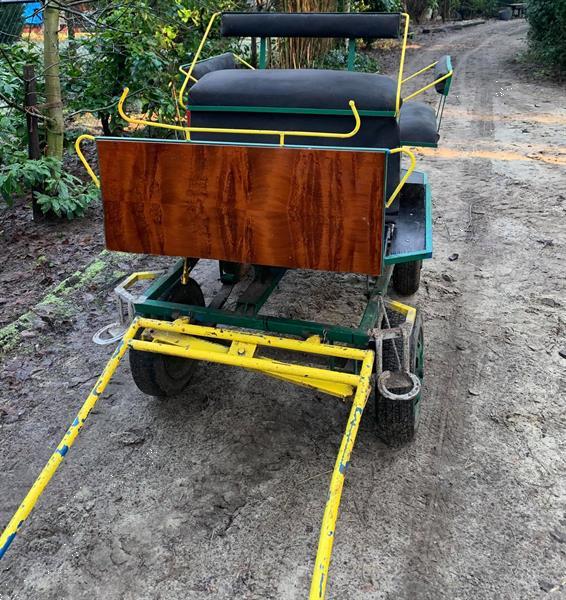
(97, 139, 386, 275)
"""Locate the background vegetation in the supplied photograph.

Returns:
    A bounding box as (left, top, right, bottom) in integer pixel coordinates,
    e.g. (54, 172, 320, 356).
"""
(526, 0, 566, 72)
(1, 0, 560, 221)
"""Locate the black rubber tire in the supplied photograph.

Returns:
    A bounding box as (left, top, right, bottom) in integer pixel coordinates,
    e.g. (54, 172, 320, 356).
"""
(129, 278, 205, 398)
(392, 260, 422, 296)
(219, 260, 245, 283)
(375, 310, 424, 447)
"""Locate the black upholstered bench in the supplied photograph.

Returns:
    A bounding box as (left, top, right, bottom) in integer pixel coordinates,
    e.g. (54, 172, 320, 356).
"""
(189, 69, 398, 114)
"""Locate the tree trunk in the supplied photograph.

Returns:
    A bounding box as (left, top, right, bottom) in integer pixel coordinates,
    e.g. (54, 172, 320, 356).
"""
(43, 3, 64, 159)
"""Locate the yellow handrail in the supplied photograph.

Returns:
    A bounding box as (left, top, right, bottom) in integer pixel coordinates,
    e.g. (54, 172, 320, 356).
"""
(386, 147, 416, 208)
(395, 13, 411, 116)
(403, 70, 453, 102)
(401, 60, 438, 84)
(75, 134, 100, 188)
(178, 11, 221, 109)
(118, 87, 361, 147)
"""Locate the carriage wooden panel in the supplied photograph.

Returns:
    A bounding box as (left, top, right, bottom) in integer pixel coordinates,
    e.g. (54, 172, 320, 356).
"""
(97, 139, 386, 275)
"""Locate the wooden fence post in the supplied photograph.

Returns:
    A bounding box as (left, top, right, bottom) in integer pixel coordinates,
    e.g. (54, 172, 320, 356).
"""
(24, 63, 42, 220)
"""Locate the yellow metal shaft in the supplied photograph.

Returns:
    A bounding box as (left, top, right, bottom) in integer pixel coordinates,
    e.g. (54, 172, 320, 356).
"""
(130, 339, 360, 387)
(0, 314, 377, 599)
(309, 351, 375, 599)
(0, 321, 139, 559)
(137, 318, 369, 361)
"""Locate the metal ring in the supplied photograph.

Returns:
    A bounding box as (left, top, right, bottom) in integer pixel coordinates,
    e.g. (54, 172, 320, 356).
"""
(377, 370, 421, 401)
(92, 322, 128, 346)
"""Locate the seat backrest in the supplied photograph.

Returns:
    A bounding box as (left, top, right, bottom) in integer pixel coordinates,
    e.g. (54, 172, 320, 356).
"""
(220, 12, 401, 40)
(190, 52, 237, 80)
(434, 55, 453, 96)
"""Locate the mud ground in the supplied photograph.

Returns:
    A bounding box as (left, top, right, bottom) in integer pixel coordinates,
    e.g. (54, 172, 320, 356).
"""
(1, 19, 565, 600)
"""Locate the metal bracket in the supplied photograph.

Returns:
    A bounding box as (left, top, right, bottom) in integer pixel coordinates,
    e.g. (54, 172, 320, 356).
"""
(92, 271, 164, 345)
(369, 297, 417, 378)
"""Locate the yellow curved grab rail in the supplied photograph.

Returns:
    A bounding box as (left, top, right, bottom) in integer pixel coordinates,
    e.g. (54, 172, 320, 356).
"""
(403, 70, 453, 102)
(386, 147, 416, 208)
(178, 11, 221, 110)
(75, 134, 100, 188)
(118, 87, 361, 147)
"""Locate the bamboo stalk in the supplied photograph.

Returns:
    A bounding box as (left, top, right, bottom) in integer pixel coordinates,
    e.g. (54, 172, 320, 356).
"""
(276, 0, 339, 69)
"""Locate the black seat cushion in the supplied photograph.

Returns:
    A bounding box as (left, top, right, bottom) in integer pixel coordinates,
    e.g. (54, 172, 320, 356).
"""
(399, 102, 439, 147)
(188, 69, 398, 112)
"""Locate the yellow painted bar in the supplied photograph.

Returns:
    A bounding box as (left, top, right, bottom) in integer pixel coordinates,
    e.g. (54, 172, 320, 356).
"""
(265, 371, 354, 399)
(138, 318, 369, 361)
(403, 70, 453, 102)
(118, 87, 361, 147)
(141, 324, 355, 397)
(0, 320, 141, 559)
(129, 339, 361, 387)
(178, 12, 221, 109)
(386, 146, 416, 207)
(395, 13, 411, 115)
(74, 134, 100, 188)
(120, 271, 161, 288)
(386, 299, 417, 324)
(401, 60, 437, 84)
(309, 351, 375, 600)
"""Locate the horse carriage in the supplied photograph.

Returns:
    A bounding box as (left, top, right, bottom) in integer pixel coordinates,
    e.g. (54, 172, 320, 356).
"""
(1, 11, 453, 598)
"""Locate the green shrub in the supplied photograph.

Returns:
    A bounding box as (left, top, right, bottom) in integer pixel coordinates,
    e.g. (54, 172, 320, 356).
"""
(526, 0, 566, 71)
(0, 153, 98, 218)
(459, 0, 500, 18)
(316, 48, 380, 72)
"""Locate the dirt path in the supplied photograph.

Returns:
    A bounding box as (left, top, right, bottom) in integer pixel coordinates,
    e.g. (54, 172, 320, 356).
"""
(1, 20, 565, 600)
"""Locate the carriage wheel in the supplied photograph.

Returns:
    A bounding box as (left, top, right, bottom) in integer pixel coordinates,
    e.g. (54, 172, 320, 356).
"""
(375, 309, 424, 446)
(129, 278, 205, 398)
(219, 260, 246, 284)
(392, 260, 422, 296)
